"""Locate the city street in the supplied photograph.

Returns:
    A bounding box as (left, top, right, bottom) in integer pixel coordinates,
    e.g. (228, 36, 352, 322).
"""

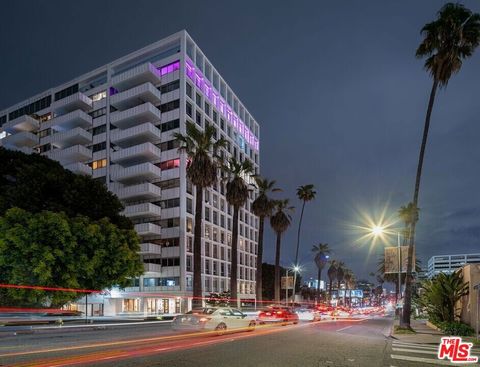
(0, 315, 456, 367)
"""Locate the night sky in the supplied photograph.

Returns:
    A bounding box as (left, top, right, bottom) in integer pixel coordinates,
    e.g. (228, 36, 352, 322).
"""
(1, 1, 479, 282)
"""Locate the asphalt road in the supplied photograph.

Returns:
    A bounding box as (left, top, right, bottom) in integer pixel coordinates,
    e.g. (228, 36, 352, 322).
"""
(0, 316, 463, 367)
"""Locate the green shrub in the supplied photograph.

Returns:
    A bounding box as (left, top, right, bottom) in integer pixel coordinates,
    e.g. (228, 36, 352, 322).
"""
(439, 321, 474, 336)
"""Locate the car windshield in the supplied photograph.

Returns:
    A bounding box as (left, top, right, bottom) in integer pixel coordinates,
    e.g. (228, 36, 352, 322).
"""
(186, 308, 217, 315)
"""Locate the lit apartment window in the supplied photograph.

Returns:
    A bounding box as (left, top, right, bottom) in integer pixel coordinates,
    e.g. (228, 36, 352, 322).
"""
(91, 90, 106, 102)
(158, 158, 180, 170)
(90, 159, 107, 170)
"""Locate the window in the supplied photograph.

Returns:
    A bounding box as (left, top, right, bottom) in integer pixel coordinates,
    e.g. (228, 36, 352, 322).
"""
(196, 111, 202, 126)
(90, 90, 106, 102)
(90, 159, 107, 170)
(159, 218, 180, 228)
(38, 129, 51, 138)
(158, 158, 180, 170)
(154, 238, 179, 247)
(160, 140, 180, 151)
(196, 93, 202, 106)
(157, 178, 180, 189)
(205, 243, 210, 257)
(213, 110, 218, 123)
(91, 142, 106, 152)
(187, 198, 193, 214)
(54, 84, 78, 101)
(89, 107, 106, 119)
(186, 102, 193, 117)
(220, 118, 225, 131)
(161, 119, 180, 132)
(186, 83, 193, 98)
(160, 80, 180, 94)
(160, 99, 179, 113)
(9, 95, 52, 120)
(187, 237, 193, 252)
(187, 217, 193, 233)
(204, 102, 210, 116)
(159, 197, 180, 209)
(205, 207, 210, 222)
(92, 125, 106, 135)
(186, 255, 192, 271)
(38, 143, 51, 153)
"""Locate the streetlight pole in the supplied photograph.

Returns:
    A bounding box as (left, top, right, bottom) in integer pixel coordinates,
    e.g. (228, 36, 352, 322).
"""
(285, 268, 289, 306)
(397, 231, 402, 315)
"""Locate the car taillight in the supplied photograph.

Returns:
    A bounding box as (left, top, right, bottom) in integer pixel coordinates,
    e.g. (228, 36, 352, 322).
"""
(199, 317, 211, 323)
(265, 312, 271, 316)
(276, 311, 283, 315)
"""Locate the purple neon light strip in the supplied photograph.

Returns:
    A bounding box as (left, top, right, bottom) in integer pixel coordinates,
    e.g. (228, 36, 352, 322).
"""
(185, 59, 258, 150)
(158, 61, 180, 76)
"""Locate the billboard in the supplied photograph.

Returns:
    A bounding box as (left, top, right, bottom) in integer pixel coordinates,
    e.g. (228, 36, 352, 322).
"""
(281, 276, 294, 289)
(384, 246, 415, 274)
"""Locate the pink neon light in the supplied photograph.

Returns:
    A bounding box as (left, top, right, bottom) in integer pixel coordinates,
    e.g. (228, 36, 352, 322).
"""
(184, 59, 258, 150)
(158, 61, 180, 76)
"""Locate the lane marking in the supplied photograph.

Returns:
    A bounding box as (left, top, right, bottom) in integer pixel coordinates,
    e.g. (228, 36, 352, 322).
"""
(336, 325, 353, 332)
(391, 354, 456, 366)
(392, 347, 437, 355)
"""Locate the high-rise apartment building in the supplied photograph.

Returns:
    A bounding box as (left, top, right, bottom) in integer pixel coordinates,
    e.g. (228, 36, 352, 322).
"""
(427, 253, 480, 278)
(0, 30, 261, 316)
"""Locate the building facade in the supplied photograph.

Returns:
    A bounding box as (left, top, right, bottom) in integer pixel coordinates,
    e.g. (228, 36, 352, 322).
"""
(427, 253, 480, 279)
(0, 30, 261, 316)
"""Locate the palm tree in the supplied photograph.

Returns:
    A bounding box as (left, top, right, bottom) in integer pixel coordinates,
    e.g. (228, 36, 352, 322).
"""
(336, 261, 345, 304)
(398, 203, 419, 246)
(270, 199, 294, 303)
(343, 269, 355, 306)
(174, 122, 226, 308)
(404, 3, 480, 328)
(294, 185, 316, 268)
(251, 177, 280, 303)
(311, 243, 330, 303)
(327, 260, 338, 300)
(223, 158, 254, 306)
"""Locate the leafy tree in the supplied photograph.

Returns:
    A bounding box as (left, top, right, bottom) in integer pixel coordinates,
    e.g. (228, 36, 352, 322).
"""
(419, 272, 469, 323)
(205, 291, 231, 307)
(173, 122, 226, 308)
(251, 177, 279, 303)
(270, 199, 294, 303)
(343, 268, 355, 306)
(0, 208, 143, 307)
(223, 158, 254, 305)
(404, 3, 480, 328)
(0, 148, 130, 229)
(336, 261, 345, 304)
(311, 243, 330, 302)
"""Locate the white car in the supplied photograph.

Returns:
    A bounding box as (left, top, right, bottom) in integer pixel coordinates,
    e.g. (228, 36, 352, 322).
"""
(295, 308, 322, 322)
(172, 307, 256, 335)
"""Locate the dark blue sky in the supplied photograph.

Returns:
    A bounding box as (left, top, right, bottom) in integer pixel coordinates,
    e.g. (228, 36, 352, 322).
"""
(1, 0, 479, 282)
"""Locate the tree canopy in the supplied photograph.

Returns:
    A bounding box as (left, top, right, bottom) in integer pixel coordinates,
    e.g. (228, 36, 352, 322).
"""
(0, 208, 143, 307)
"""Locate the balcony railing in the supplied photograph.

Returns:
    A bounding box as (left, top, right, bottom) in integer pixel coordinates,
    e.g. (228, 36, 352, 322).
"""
(47, 109, 92, 131)
(46, 144, 92, 164)
(140, 243, 162, 255)
(52, 92, 92, 114)
(64, 162, 92, 175)
(110, 142, 161, 166)
(110, 162, 161, 184)
(2, 131, 38, 147)
(2, 115, 39, 133)
(143, 262, 162, 273)
(111, 63, 161, 91)
(110, 122, 161, 148)
(114, 182, 161, 202)
(122, 202, 161, 219)
(110, 102, 161, 129)
(51, 127, 92, 148)
(110, 82, 162, 110)
(135, 222, 162, 236)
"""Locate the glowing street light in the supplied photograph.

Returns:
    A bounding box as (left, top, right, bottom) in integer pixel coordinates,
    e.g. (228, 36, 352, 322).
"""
(371, 225, 385, 236)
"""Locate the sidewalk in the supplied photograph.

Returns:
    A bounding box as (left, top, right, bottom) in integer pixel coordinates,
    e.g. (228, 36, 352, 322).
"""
(391, 318, 445, 344)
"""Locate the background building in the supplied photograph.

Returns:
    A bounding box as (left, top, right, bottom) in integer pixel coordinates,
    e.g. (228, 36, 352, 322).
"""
(427, 253, 480, 279)
(0, 30, 261, 316)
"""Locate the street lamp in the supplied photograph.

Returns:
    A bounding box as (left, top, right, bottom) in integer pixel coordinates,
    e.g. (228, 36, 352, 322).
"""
(287, 265, 301, 306)
(370, 225, 402, 308)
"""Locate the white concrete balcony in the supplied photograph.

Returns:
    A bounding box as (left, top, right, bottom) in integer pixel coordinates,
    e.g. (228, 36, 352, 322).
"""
(110, 82, 162, 110)
(111, 142, 161, 166)
(110, 102, 161, 129)
(112, 63, 161, 91)
(53, 92, 92, 114)
(114, 182, 161, 202)
(2, 131, 38, 147)
(47, 144, 92, 164)
(140, 243, 162, 255)
(5, 145, 34, 155)
(110, 122, 161, 148)
(110, 162, 161, 184)
(135, 222, 162, 236)
(2, 115, 39, 133)
(51, 127, 92, 148)
(143, 262, 162, 273)
(48, 110, 92, 131)
(64, 162, 92, 175)
(123, 202, 162, 219)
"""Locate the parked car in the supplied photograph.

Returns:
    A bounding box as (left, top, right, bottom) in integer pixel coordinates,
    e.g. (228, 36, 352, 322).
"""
(257, 306, 299, 325)
(172, 307, 256, 335)
(295, 307, 322, 322)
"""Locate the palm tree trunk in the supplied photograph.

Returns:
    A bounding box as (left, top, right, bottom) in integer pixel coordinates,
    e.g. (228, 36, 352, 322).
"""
(329, 280, 333, 301)
(294, 201, 306, 267)
(255, 216, 265, 304)
(230, 205, 240, 307)
(274, 232, 282, 303)
(316, 268, 322, 303)
(402, 78, 439, 328)
(193, 185, 204, 309)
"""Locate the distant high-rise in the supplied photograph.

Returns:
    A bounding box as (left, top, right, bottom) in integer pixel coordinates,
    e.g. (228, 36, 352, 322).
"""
(427, 253, 480, 278)
(0, 30, 261, 316)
